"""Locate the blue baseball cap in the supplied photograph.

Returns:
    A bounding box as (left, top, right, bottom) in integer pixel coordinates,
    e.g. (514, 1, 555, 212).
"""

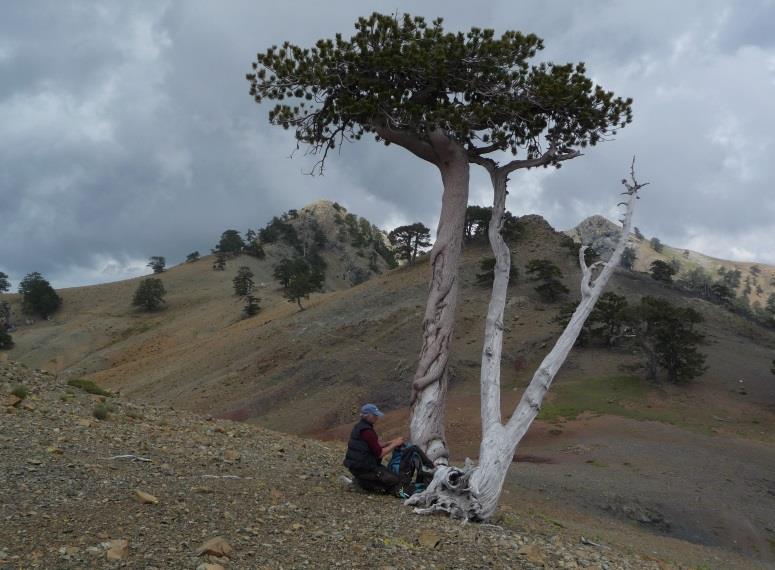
(360, 403, 384, 417)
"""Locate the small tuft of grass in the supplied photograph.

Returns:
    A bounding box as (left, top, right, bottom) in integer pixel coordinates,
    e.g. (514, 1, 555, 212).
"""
(93, 403, 110, 420)
(67, 378, 112, 397)
(11, 384, 29, 399)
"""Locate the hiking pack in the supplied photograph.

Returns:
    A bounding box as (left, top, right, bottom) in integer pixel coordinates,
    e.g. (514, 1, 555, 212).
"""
(387, 444, 435, 495)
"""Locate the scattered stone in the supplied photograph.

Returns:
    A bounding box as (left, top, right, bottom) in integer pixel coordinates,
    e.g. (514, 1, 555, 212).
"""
(417, 530, 441, 549)
(223, 449, 241, 462)
(134, 489, 159, 504)
(27, 458, 42, 466)
(106, 539, 129, 561)
(196, 564, 225, 570)
(518, 544, 547, 566)
(3, 395, 21, 407)
(196, 537, 233, 558)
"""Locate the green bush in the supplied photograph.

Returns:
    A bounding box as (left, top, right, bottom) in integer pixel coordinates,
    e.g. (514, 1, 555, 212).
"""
(11, 384, 29, 399)
(67, 378, 112, 397)
(93, 404, 110, 420)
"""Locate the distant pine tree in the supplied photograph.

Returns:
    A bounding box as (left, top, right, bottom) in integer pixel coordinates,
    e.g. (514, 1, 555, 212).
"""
(19, 272, 61, 318)
(233, 266, 255, 296)
(132, 278, 166, 311)
(147, 256, 166, 274)
(243, 294, 261, 317)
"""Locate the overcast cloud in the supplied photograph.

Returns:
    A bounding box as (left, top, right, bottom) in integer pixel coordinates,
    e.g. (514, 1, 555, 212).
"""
(1, 1, 774, 288)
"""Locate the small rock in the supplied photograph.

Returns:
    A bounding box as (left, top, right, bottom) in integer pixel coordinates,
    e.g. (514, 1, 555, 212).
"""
(196, 537, 233, 558)
(518, 544, 547, 566)
(106, 539, 129, 561)
(27, 458, 42, 466)
(134, 489, 159, 504)
(3, 395, 21, 407)
(76, 418, 93, 428)
(223, 449, 241, 462)
(46, 446, 63, 455)
(417, 530, 441, 549)
(197, 564, 225, 570)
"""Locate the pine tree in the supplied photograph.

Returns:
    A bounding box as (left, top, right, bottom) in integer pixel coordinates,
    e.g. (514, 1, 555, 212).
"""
(212, 252, 227, 271)
(0, 271, 10, 293)
(147, 256, 166, 274)
(476, 257, 517, 286)
(19, 272, 61, 318)
(619, 246, 637, 270)
(186, 251, 200, 263)
(526, 259, 568, 303)
(132, 278, 166, 311)
(650, 260, 676, 283)
(388, 223, 432, 263)
(243, 294, 261, 317)
(233, 266, 255, 296)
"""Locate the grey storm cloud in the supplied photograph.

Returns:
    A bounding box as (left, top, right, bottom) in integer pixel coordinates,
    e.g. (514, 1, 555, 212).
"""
(1, 0, 774, 288)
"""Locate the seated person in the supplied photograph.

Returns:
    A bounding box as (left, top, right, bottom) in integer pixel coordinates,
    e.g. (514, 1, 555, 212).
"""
(343, 403, 405, 495)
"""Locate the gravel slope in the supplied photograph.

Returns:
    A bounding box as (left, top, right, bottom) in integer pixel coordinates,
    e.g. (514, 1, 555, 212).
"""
(0, 360, 671, 569)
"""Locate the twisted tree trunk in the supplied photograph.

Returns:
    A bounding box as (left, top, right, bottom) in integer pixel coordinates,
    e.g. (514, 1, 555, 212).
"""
(409, 133, 470, 464)
(407, 162, 646, 520)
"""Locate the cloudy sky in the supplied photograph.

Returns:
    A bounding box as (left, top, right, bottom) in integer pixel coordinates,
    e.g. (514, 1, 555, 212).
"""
(2, 1, 774, 288)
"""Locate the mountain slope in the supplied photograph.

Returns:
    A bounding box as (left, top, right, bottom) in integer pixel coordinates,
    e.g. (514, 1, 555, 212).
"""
(566, 214, 775, 308)
(4, 208, 775, 565)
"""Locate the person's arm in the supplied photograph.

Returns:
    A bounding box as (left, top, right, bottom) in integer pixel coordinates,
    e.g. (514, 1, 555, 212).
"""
(378, 436, 406, 459)
(360, 428, 383, 459)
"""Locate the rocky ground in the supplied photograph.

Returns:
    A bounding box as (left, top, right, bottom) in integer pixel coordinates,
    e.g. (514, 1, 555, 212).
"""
(0, 359, 681, 570)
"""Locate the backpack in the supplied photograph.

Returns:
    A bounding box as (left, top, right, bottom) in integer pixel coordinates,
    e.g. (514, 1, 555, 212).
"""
(388, 444, 435, 495)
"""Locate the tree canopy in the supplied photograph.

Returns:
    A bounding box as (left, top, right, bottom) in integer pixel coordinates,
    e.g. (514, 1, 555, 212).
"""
(215, 230, 246, 255)
(388, 223, 431, 263)
(19, 272, 61, 318)
(147, 256, 166, 274)
(247, 12, 632, 172)
(650, 260, 676, 283)
(132, 278, 166, 311)
(0, 272, 10, 293)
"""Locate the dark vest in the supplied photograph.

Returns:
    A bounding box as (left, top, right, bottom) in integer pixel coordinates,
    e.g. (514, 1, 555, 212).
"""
(343, 418, 379, 472)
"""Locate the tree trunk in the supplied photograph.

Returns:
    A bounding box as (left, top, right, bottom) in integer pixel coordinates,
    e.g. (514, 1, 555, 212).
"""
(407, 163, 645, 520)
(409, 135, 470, 465)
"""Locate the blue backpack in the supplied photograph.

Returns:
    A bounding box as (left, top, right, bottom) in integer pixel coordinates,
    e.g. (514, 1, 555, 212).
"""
(387, 444, 435, 495)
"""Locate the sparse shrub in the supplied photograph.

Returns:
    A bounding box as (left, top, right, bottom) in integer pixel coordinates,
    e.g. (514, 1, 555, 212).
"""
(186, 251, 200, 263)
(476, 256, 518, 286)
(0, 329, 13, 350)
(11, 384, 28, 399)
(212, 252, 227, 271)
(93, 403, 110, 420)
(132, 278, 166, 311)
(67, 378, 112, 397)
(649, 237, 663, 252)
(633, 227, 644, 240)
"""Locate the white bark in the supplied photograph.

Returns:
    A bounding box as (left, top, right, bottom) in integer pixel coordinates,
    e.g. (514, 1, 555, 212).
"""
(407, 161, 646, 520)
